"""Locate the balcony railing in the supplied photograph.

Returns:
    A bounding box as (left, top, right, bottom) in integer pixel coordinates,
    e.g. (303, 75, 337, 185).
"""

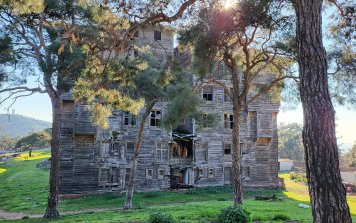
(170, 157, 192, 165)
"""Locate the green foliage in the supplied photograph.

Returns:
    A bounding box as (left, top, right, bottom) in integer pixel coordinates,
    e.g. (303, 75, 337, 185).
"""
(289, 172, 307, 183)
(272, 213, 290, 221)
(148, 211, 175, 223)
(344, 142, 356, 167)
(15, 130, 51, 150)
(0, 135, 18, 150)
(216, 205, 251, 223)
(161, 60, 200, 129)
(0, 0, 44, 15)
(278, 122, 303, 160)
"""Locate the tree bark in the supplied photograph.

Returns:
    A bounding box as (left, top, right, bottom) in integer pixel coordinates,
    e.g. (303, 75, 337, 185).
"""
(43, 95, 61, 218)
(124, 100, 156, 209)
(293, 0, 351, 222)
(229, 56, 243, 205)
(231, 105, 243, 205)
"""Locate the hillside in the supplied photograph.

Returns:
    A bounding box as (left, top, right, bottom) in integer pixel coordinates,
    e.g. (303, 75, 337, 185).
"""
(0, 114, 51, 138)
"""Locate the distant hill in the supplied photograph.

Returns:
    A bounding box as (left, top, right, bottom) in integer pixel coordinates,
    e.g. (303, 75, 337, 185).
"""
(0, 114, 51, 138)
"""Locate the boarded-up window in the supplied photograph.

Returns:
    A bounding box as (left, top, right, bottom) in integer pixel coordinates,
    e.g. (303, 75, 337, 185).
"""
(75, 135, 95, 145)
(126, 142, 135, 153)
(242, 166, 250, 178)
(124, 112, 136, 126)
(158, 169, 165, 179)
(156, 142, 168, 163)
(224, 113, 234, 129)
(257, 113, 272, 137)
(195, 141, 208, 162)
(224, 167, 231, 184)
(150, 110, 161, 126)
(202, 85, 213, 101)
(62, 100, 74, 111)
(146, 169, 153, 179)
(100, 168, 110, 182)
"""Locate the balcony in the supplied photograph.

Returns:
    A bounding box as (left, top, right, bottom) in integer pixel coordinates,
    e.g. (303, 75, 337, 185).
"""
(170, 157, 192, 165)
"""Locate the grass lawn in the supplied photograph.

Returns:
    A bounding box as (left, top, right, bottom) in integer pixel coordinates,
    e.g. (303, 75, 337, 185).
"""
(0, 150, 355, 222)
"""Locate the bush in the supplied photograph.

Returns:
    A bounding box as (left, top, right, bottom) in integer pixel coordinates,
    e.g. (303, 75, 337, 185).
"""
(148, 212, 175, 223)
(216, 205, 251, 223)
(272, 213, 290, 221)
(289, 172, 307, 183)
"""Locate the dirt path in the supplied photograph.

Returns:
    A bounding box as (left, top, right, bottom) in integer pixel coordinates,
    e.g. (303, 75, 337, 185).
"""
(0, 210, 42, 220)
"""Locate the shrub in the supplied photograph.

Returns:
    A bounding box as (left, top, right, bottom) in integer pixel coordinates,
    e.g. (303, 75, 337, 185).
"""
(289, 172, 297, 180)
(216, 205, 251, 223)
(148, 212, 175, 223)
(272, 213, 290, 221)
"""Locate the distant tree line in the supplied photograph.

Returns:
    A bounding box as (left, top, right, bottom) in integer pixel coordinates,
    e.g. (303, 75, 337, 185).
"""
(0, 129, 51, 155)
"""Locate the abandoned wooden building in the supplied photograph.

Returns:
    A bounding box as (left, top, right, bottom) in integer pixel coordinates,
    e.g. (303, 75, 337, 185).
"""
(58, 27, 280, 195)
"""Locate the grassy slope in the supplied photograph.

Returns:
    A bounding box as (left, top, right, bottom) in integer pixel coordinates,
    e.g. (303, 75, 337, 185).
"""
(0, 151, 355, 222)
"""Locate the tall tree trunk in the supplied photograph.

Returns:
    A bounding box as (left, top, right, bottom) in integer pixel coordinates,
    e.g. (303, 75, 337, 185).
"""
(43, 96, 61, 218)
(229, 56, 243, 205)
(231, 106, 243, 205)
(293, 1, 351, 222)
(124, 101, 156, 209)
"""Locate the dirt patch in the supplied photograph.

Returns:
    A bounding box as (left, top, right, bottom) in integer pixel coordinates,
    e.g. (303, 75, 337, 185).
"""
(0, 210, 42, 220)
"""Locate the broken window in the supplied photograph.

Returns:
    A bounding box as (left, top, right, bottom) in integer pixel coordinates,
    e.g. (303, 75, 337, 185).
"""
(146, 169, 153, 179)
(224, 113, 234, 129)
(150, 110, 161, 127)
(156, 142, 168, 163)
(202, 113, 213, 128)
(124, 112, 137, 126)
(208, 168, 214, 178)
(202, 85, 213, 101)
(224, 143, 232, 155)
(242, 166, 250, 178)
(199, 168, 205, 177)
(111, 142, 120, 156)
(195, 141, 208, 162)
(158, 169, 165, 179)
(224, 88, 232, 102)
(154, 30, 161, 40)
(111, 167, 119, 183)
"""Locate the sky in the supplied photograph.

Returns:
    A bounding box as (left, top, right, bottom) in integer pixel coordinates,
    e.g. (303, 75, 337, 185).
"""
(0, 2, 354, 150)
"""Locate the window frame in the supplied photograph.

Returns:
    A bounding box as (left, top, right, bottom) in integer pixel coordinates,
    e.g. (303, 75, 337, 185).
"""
(156, 142, 168, 163)
(124, 112, 137, 126)
(154, 30, 161, 41)
(224, 113, 234, 129)
(150, 110, 162, 127)
(146, 169, 153, 179)
(202, 85, 214, 101)
(158, 169, 165, 179)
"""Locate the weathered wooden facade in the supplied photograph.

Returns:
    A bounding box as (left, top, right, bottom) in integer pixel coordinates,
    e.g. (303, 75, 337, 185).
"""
(58, 28, 279, 195)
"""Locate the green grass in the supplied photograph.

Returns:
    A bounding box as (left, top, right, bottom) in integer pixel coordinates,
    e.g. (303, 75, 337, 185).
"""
(0, 149, 50, 213)
(0, 152, 355, 222)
